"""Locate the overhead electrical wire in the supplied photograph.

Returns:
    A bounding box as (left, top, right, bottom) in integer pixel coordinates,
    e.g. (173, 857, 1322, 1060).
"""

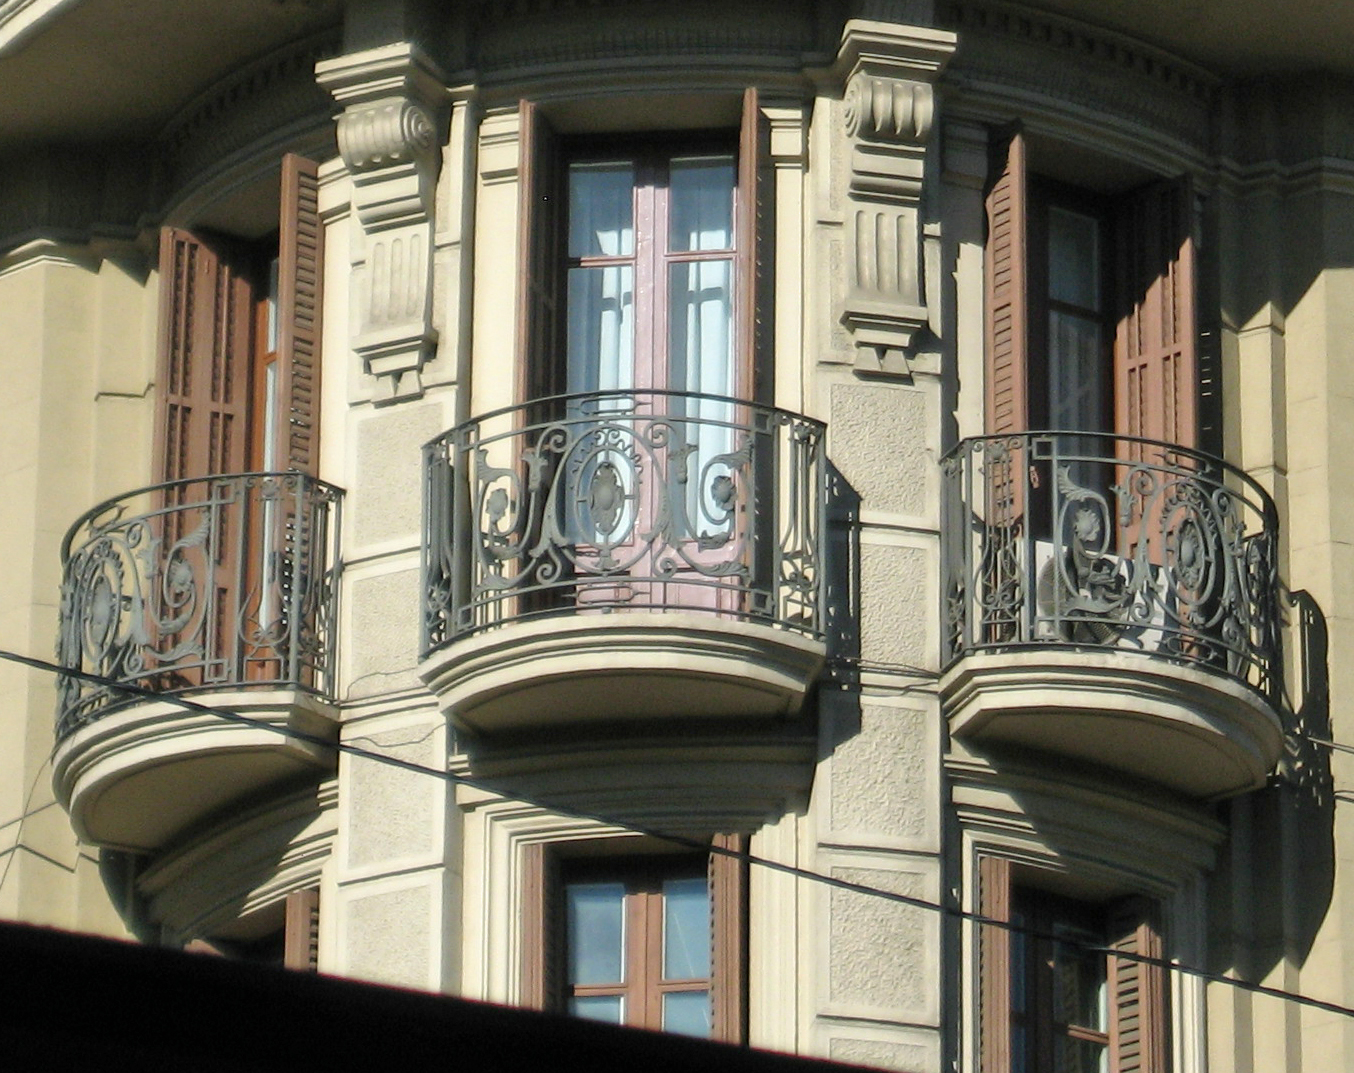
(1, 645, 1353, 1021)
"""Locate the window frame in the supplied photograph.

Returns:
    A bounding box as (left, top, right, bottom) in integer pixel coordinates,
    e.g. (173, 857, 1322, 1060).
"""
(521, 835, 748, 1043)
(978, 856, 1170, 1073)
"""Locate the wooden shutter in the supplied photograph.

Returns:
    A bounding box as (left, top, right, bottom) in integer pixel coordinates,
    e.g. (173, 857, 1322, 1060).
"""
(521, 842, 563, 1011)
(983, 130, 1029, 437)
(710, 833, 749, 1044)
(276, 153, 324, 475)
(283, 887, 321, 972)
(738, 88, 771, 401)
(154, 228, 253, 483)
(1107, 897, 1169, 1073)
(1114, 178, 1197, 449)
(978, 856, 1013, 1073)
(517, 99, 563, 404)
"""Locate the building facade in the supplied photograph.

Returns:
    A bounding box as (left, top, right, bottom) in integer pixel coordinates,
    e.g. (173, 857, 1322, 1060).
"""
(0, 0, 1347, 1069)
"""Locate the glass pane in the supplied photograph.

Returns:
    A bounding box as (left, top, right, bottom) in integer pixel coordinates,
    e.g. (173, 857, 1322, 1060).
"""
(566, 882, 626, 985)
(266, 257, 280, 352)
(1010, 909, 1027, 1015)
(567, 265, 634, 395)
(1047, 310, 1104, 434)
(669, 156, 735, 252)
(668, 259, 734, 398)
(1052, 1035, 1109, 1073)
(663, 877, 710, 980)
(569, 162, 635, 257)
(1052, 924, 1107, 1032)
(569, 995, 624, 1024)
(662, 990, 711, 1038)
(1048, 207, 1100, 311)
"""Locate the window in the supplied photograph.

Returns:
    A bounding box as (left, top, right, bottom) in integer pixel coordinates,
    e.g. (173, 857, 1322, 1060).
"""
(983, 129, 1197, 448)
(517, 91, 768, 407)
(979, 857, 1169, 1073)
(521, 836, 747, 1042)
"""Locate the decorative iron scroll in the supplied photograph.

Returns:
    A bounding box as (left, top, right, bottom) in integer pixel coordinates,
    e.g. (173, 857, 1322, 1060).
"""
(941, 432, 1281, 703)
(56, 473, 344, 738)
(422, 390, 825, 653)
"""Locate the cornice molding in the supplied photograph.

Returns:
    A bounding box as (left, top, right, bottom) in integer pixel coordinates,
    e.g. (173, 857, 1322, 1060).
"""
(939, 0, 1215, 149)
(156, 29, 341, 203)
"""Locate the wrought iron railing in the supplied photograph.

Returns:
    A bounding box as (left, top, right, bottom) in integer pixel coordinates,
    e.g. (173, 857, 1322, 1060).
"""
(422, 390, 825, 653)
(942, 432, 1281, 703)
(56, 472, 343, 738)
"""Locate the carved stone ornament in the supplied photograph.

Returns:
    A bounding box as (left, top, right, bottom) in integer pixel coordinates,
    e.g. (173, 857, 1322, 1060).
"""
(835, 20, 955, 380)
(318, 44, 450, 403)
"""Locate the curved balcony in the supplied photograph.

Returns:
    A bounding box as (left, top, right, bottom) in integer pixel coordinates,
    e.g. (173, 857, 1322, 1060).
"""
(52, 472, 343, 851)
(939, 432, 1284, 799)
(420, 390, 826, 735)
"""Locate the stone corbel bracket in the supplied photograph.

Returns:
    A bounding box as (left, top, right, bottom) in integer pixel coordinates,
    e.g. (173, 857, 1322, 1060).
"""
(318, 44, 450, 402)
(837, 21, 955, 380)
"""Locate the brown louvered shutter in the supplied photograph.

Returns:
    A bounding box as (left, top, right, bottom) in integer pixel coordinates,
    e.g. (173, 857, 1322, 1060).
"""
(1114, 178, 1197, 449)
(276, 154, 323, 475)
(516, 99, 563, 404)
(979, 856, 1013, 1073)
(155, 228, 253, 483)
(710, 833, 749, 1044)
(984, 130, 1029, 437)
(1107, 897, 1169, 1073)
(283, 887, 321, 972)
(738, 88, 770, 401)
(521, 843, 564, 1011)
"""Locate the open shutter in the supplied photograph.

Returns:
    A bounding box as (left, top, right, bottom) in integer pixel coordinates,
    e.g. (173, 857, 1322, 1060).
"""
(710, 833, 749, 1044)
(1107, 897, 1169, 1073)
(984, 130, 1029, 437)
(154, 228, 253, 483)
(276, 154, 324, 475)
(1114, 178, 1197, 449)
(978, 856, 1013, 1073)
(283, 887, 321, 972)
(738, 88, 770, 401)
(517, 99, 563, 404)
(521, 843, 563, 1011)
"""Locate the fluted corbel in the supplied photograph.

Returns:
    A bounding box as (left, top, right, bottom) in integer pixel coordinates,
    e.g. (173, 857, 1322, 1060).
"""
(318, 44, 450, 402)
(836, 21, 955, 380)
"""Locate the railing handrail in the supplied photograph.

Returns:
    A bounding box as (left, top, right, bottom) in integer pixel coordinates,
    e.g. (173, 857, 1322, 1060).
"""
(60, 470, 346, 563)
(424, 388, 826, 452)
(941, 429, 1279, 527)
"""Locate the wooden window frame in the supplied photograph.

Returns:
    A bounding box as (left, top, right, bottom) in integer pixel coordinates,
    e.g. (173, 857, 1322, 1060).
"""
(521, 835, 748, 1043)
(978, 857, 1170, 1073)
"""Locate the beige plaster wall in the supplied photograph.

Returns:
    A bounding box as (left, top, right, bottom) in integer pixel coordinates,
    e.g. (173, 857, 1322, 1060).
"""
(0, 241, 154, 936)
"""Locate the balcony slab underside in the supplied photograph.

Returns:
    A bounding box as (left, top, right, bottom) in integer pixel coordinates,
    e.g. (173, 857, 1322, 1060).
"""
(52, 690, 337, 853)
(420, 611, 825, 736)
(941, 650, 1283, 800)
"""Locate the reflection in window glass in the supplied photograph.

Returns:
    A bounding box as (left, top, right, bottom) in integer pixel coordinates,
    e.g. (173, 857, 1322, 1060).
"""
(669, 156, 735, 253)
(566, 882, 626, 986)
(662, 989, 712, 1038)
(569, 163, 635, 258)
(663, 877, 710, 980)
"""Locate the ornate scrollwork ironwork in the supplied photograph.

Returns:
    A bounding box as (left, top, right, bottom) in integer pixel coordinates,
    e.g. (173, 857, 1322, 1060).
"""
(941, 431, 1282, 703)
(55, 473, 344, 739)
(422, 390, 825, 652)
